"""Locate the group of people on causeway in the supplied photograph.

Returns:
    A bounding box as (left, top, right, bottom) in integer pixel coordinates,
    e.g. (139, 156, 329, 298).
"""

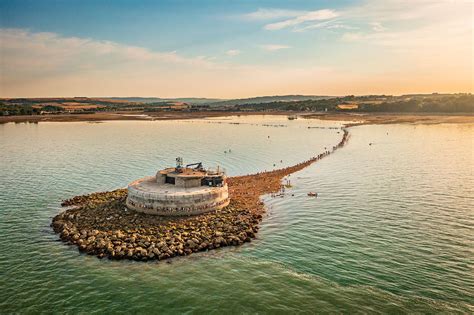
(233, 127, 350, 201)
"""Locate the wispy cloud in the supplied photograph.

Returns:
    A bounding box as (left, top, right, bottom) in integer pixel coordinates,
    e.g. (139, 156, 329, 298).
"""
(370, 22, 386, 32)
(225, 49, 240, 56)
(264, 9, 339, 30)
(326, 24, 358, 30)
(342, 19, 471, 49)
(0, 28, 216, 71)
(0, 28, 335, 97)
(260, 44, 290, 51)
(292, 20, 342, 32)
(242, 8, 341, 31)
(243, 8, 304, 20)
(244, 0, 472, 35)
(342, 0, 469, 23)
(0, 28, 227, 97)
(340, 0, 472, 50)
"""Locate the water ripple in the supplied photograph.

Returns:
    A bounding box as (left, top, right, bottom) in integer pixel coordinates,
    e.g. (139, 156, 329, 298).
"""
(0, 118, 472, 313)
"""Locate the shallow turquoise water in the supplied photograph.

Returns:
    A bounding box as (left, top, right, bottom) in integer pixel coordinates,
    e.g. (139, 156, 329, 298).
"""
(0, 116, 473, 313)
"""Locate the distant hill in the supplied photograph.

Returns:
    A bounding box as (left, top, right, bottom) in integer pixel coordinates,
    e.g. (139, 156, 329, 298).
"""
(99, 95, 334, 106)
(105, 97, 224, 104)
(2, 93, 471, 116)
(206, 95, 333, 106)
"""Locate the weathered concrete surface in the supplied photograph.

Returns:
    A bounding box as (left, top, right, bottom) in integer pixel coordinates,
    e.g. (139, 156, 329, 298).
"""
(126, 176, 229, 216)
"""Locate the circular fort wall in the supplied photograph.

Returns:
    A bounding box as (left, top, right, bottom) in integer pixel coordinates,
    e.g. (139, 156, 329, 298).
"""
(126, 177, 230, 216)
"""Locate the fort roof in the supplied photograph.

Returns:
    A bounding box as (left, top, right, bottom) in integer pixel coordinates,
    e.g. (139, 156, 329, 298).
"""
(158, 167, 223, 178)
(126, 163, 229, 216)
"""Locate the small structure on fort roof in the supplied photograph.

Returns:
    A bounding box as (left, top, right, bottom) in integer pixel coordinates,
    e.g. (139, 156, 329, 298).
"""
(126, 158, 229, 216)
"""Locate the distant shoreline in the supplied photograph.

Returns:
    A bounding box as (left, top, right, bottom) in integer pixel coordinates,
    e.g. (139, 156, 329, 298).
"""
(1, 110, 473, 125)
(0, 111, 290, 124)
(303, 112, 474, 126)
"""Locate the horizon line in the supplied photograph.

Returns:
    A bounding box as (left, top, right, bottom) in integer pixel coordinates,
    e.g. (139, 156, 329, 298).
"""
(1, 92, 472, 100)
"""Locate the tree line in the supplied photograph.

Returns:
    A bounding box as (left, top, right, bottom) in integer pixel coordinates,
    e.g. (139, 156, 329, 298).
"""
(239, 94, 473, 113)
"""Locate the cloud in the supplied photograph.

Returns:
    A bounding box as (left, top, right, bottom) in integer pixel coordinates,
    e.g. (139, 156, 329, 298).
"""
(342, 0, 469, 23)
(340, 0, 472, 50)
(246, 0, 472, 34)
(260, 44, 290, 51)
(342, 18, 471, 49)
(292, 20, 344, 32)
(243, 8, 304, 20)
(0, 28, 228, 97)
(0, 28, 338, 98)
(370, 22, 386, 32)
(225, 49, 240, 56)
(263, 9, 339, 30)
(0, 28, 217, 72)
(326, 24, 358, 30)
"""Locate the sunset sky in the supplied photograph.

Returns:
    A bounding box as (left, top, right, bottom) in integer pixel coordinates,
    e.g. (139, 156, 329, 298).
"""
(0, 0, 472, 98)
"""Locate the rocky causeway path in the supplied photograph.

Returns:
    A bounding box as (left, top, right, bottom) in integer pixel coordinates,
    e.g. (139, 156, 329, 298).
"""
(51, 128, 349, 261)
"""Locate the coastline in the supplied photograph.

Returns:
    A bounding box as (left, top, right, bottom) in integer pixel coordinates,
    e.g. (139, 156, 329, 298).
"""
(51, 127, 349, 261)
(0, 111, 292, 124)
(1, 110, 473, 125)
(302, 112, 474, 125)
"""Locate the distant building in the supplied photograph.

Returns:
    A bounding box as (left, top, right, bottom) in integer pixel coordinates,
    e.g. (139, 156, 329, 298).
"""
(337, 104, 359, 110)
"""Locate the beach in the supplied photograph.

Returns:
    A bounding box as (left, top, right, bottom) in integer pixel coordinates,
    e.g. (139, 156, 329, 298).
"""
(304, 112, 474, 125)
(2, 110, 472, 125)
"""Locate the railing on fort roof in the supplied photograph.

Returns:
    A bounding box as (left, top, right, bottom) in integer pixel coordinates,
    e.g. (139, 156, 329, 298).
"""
(206, 166, 226, 175)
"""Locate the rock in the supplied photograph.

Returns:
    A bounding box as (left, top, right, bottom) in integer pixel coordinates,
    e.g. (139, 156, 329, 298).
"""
(114, 230, 125, 238)
(186, 239, 196, 248)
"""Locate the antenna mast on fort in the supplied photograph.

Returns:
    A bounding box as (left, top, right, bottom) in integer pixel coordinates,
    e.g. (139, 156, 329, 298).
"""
(176, 157, 183, 170)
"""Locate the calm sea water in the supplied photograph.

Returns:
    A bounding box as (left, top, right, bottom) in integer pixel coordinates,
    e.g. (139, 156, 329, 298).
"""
(0, 116, 472, 314)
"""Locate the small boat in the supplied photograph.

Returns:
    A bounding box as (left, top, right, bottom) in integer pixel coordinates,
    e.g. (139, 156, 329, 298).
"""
(287, 115, 297, 120)
(307, 192, 318, 197)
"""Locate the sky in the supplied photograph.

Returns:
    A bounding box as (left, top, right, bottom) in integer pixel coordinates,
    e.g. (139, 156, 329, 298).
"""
(0, 0, 472, 98)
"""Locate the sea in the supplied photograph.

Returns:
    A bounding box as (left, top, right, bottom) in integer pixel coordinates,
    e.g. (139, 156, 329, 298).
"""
(0, 115, 472, 314)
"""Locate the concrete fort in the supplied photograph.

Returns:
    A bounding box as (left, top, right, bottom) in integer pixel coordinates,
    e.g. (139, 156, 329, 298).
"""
(126, 161, 230, 216)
